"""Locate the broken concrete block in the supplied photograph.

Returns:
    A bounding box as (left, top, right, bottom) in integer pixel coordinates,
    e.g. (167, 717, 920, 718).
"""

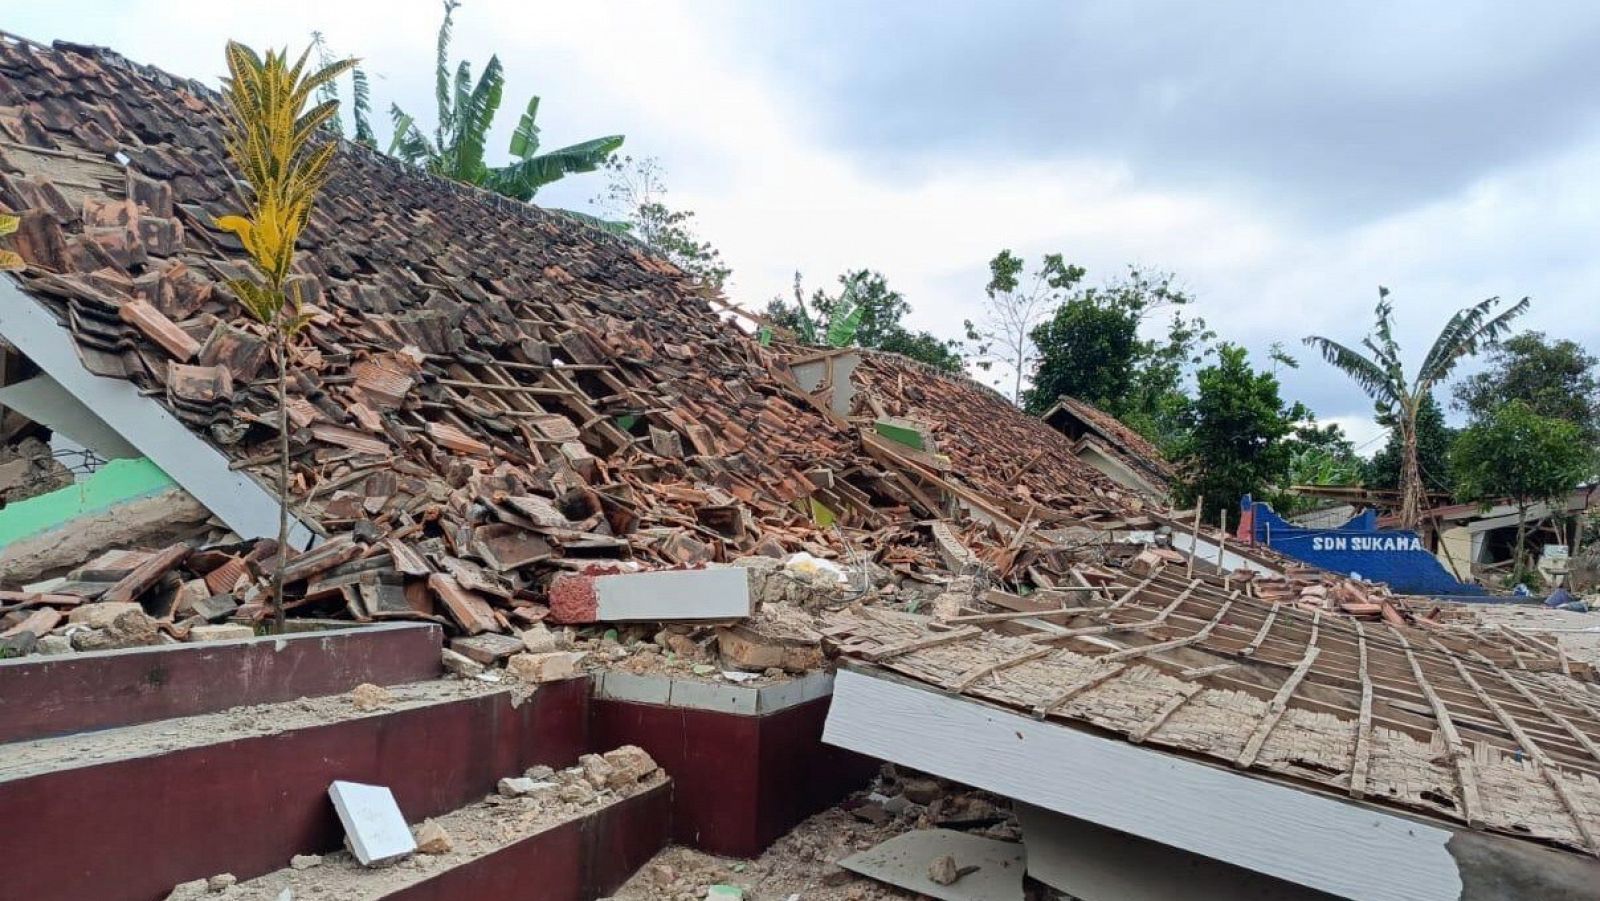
(413, 818, 452, 855)
(928, 854, 960, 885)
(579, 753, 615, 791)
(328, 780, 417, 866)
(349, 683, 393, 711)
(188, 623, 254, 642)
(440, 647, 485, 678)
(601, 745, 658, 787)
(497, 777, 541, 798)
(67, 601, 143, 628)
(547, 567, 749, 624)
(449, 632, 525, 664)
(71, 609, 160, 651)
(206, 873, 236, 892)
(35, 634, 74, 655)
(506, 650, 584, 684)
(289, 854, 322, 870)
(164, 878, 208, 900)
(519, 622, 558, 654)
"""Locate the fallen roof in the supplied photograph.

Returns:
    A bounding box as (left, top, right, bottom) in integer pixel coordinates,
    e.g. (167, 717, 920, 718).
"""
(822, 560, 1600, 862)
(1040, 395, 1177, 488)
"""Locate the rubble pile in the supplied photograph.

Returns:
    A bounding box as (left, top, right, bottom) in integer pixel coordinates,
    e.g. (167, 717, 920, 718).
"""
(201, 747, 665, 900)
(612, 766, 1051, 901)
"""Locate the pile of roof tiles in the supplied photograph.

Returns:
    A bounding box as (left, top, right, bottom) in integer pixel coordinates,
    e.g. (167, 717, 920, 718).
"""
(0, 37, 1169, 640)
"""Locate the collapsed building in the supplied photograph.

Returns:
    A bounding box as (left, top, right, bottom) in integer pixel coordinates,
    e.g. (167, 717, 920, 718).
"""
(1, 33, 1599, 901)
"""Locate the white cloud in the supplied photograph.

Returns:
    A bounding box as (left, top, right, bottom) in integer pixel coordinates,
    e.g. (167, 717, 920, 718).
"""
(10, 1, 1598, 431)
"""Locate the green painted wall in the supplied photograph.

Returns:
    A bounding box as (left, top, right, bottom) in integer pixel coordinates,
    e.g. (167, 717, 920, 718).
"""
(0, 457, 175, 547)
(874, 419, 926, 451)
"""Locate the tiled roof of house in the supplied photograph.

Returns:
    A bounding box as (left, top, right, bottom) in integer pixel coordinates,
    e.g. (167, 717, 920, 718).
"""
(1041, 395, 1177, 488)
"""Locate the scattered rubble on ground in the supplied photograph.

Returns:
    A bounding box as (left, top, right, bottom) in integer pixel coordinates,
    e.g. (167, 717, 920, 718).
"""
(211, 747, 664, 900)
(610, 766, 1066, 901)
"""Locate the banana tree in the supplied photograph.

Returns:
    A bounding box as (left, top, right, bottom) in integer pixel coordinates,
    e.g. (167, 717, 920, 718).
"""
(1304, 288, 1528, 530)
(388, 1, 623, 200)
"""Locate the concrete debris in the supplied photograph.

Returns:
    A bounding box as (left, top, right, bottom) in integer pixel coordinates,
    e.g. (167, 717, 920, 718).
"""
(548, 567, 750, 625)
(927, 854, 960, 885)
(439, 647, 486, 678)
(348, 683, 393, 712)
(288, 855, 321, 871)
(327, 781, 416, 867)
(506, 650, 585, 684)
(496, 777, 545, 799)
(187, 623, 254, 642)
(412, 819, 452, 855)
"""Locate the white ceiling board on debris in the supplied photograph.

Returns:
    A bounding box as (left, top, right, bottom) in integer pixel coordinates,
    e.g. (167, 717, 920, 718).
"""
(823, 666, 1463, 901)
(0, 281, 315, 549)
(1170, 531, 1280, 576)
(328, 780, 416, 866)
(838, 828, 1025, 901)
(0, 373, 140, 459)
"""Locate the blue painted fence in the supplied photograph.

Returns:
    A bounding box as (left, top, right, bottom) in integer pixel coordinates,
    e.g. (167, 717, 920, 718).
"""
(1241, 496, 1484, 596)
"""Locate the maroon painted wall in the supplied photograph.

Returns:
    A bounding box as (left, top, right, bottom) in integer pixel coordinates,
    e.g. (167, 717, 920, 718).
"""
(589, 693, 877, 858)
(0, 623, 443, 743)
(390, 782, 671, 901)
(0, 678, 589, 901)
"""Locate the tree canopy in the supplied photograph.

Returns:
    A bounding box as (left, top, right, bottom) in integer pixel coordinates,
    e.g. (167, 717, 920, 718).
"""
(1452, 400, 1596, 579)
(591, 155, 730, 289)
(1453, 331, 1600, 442)
(1174, 344, 1295, 519)
(764, 270, 965, 374)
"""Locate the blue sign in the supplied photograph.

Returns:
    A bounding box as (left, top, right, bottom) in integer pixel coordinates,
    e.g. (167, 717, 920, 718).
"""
(1242, 496, 1484, 596)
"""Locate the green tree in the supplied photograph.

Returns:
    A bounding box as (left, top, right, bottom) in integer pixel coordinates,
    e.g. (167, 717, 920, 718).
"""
(1363, 393, 1456, 497)
(1452, 400, 1596, 580)
(765, 270, 964, 373)
(1276, 416, 1363, 514)
(591, 155, 729, 289)
(388, 1, 623, 201)
(1024, 266, 1210, 437)
(1305, 287, 1528, 529)
(1175, 344, 1295, 518)
(966, 250, 1082, 404)
(1453, 332, 1600, 442)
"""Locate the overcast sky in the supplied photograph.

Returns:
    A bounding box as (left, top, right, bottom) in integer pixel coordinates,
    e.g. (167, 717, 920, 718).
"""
(14, 1, 1600, 452)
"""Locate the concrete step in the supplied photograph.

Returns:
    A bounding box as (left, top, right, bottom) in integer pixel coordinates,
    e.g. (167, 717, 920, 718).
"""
(208, 764, 671, 900)
(0, 675, 591, 901)
(0, 622, 443, 744)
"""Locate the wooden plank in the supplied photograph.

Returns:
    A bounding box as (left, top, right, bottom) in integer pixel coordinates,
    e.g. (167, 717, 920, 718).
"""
(948, 606, 1099, 625)
(1100, 595, 1235, 663)
(1130, 683, 1201, 744)
(863, 625, 982, 662)
(1235, 646, 1322, 769)
(1094, 574, 1159, 621)
(951, 645, 1054, 691)
(1033, 662, 1128, 718)
(1392, 627, 1483, 826)
(1350, 621, 1376, 800)
(1440, 649, 1598, 853)
(1498, 670, 1600, 768)
(1240, 602, 1280, 657)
